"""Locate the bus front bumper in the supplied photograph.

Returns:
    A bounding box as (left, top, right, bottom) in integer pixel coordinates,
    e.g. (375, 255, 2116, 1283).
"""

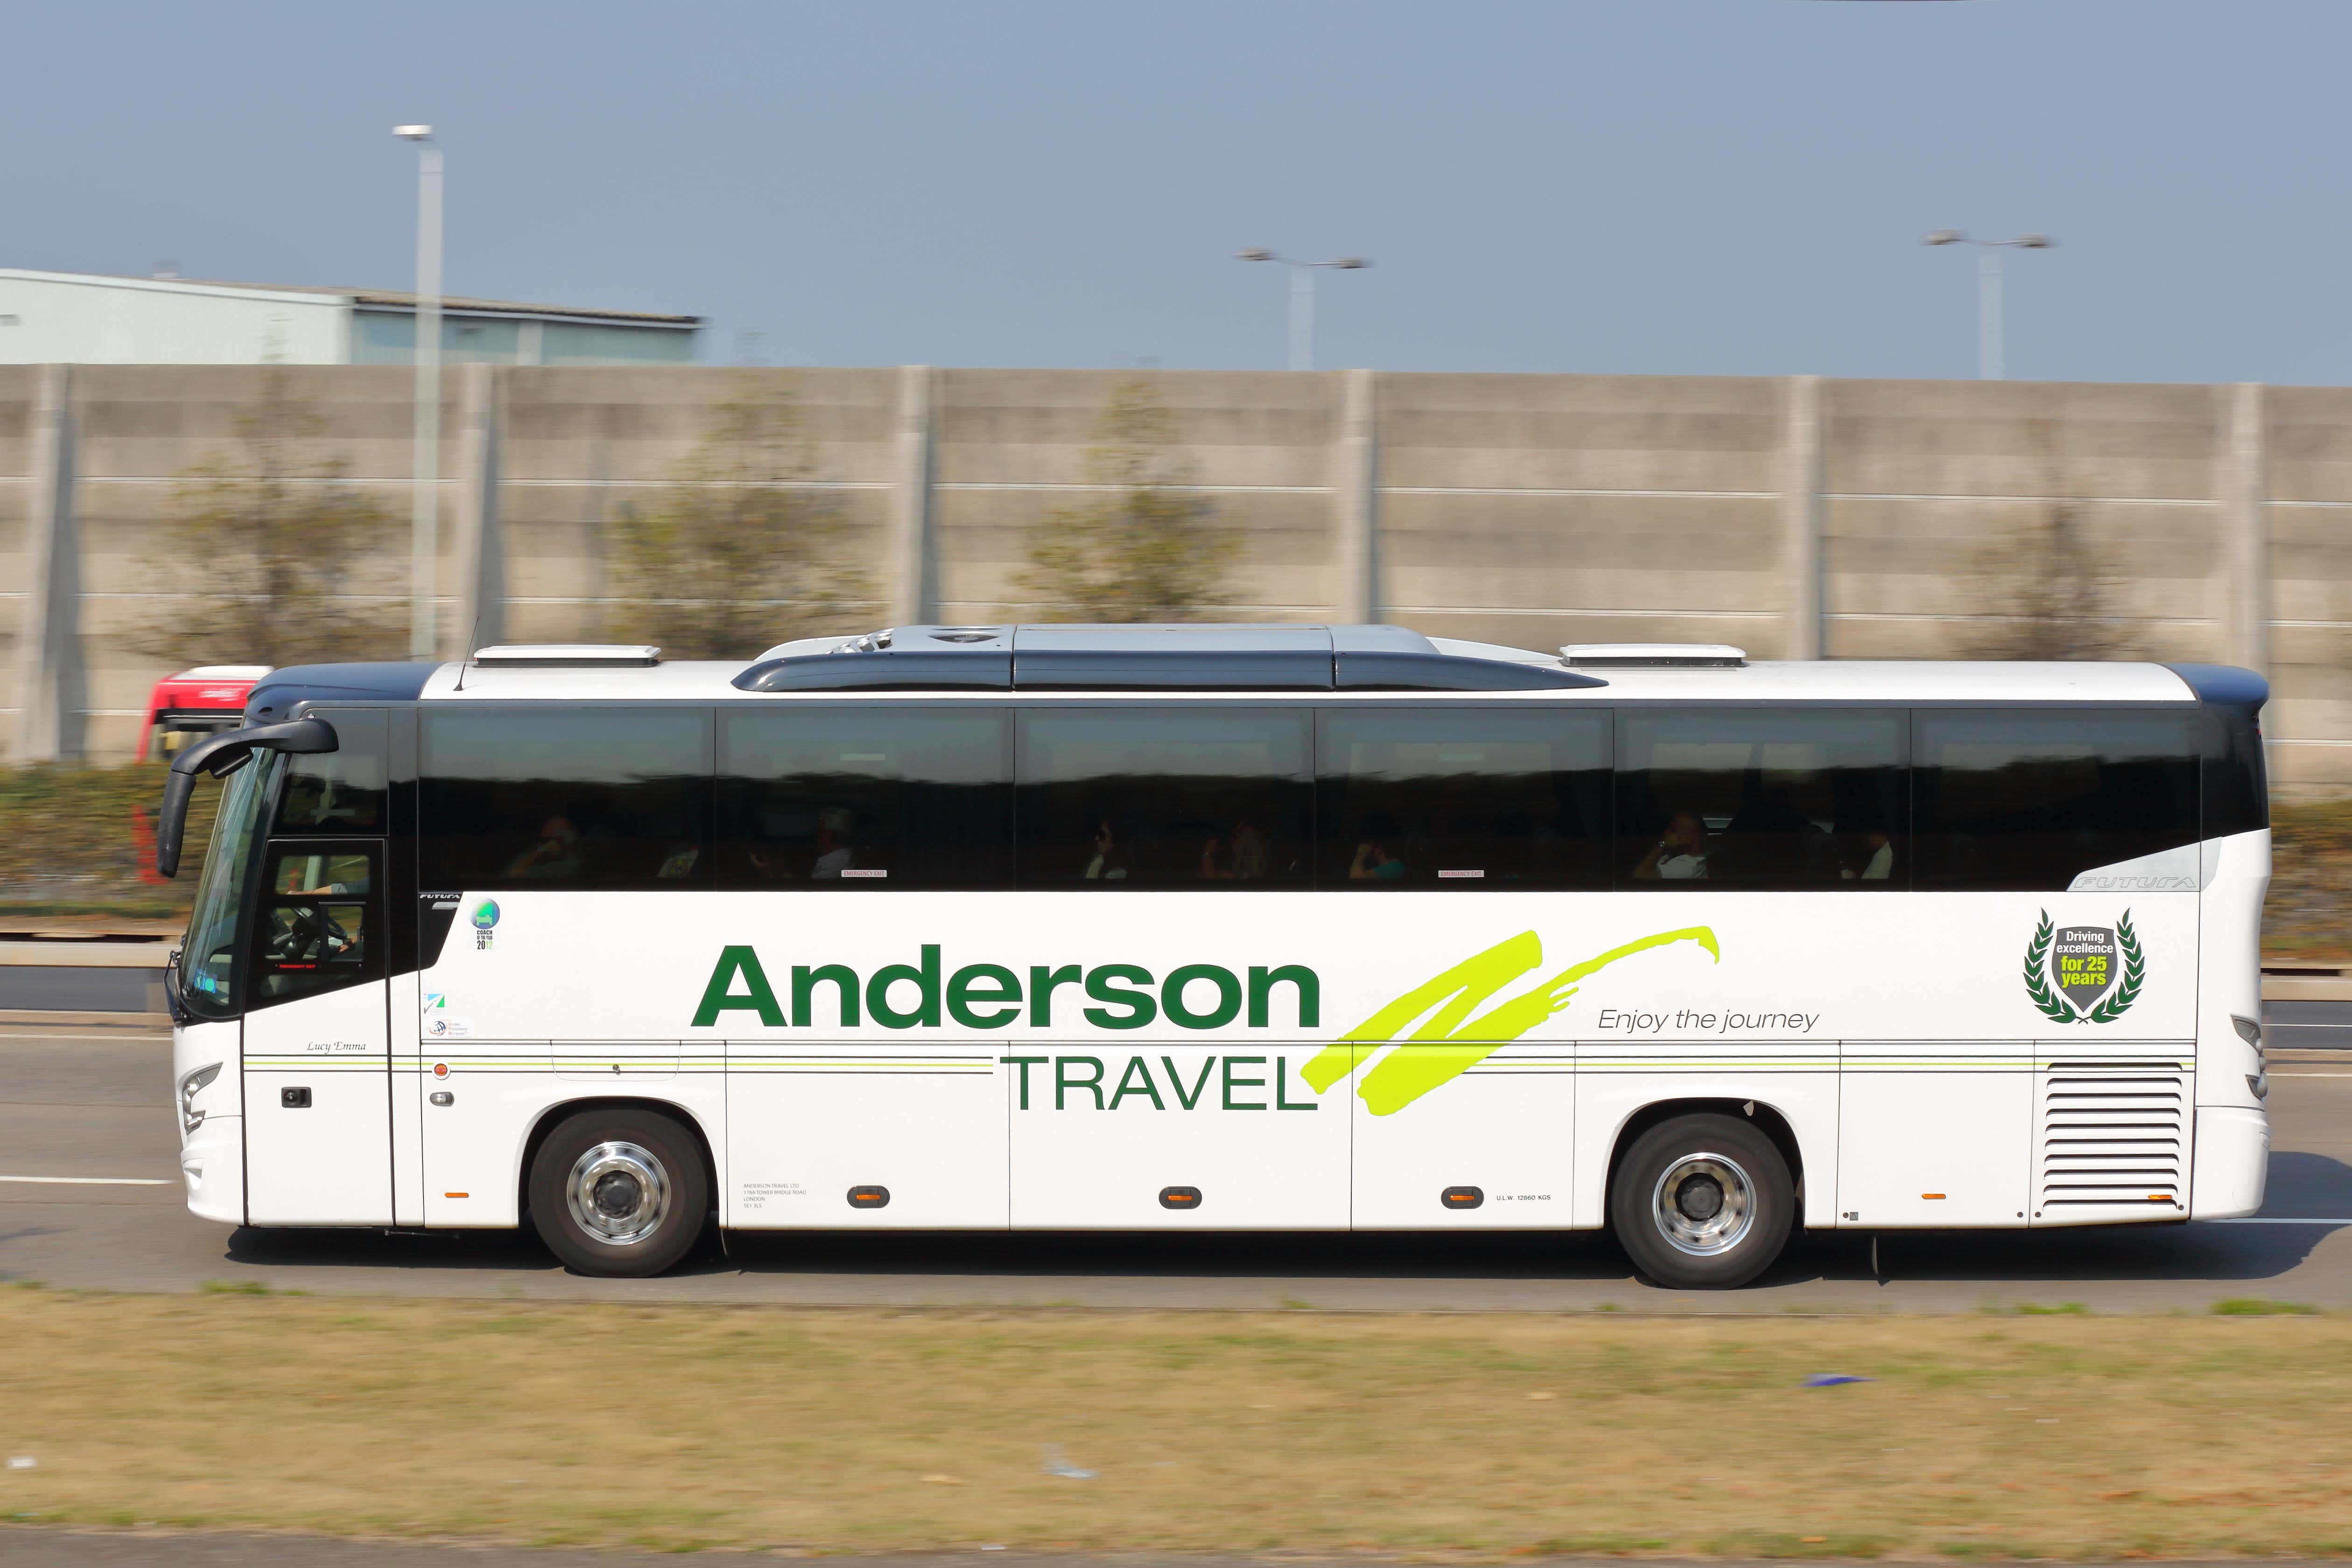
(179, 1120, 244, 1225)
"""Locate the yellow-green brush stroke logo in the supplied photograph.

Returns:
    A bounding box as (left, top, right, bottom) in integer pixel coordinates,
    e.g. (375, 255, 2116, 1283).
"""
(1301, 927, 1719, 1115)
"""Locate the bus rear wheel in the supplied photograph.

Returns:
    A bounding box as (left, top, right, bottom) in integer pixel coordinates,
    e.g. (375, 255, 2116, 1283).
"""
(528, 1109, 709, 1278)
(1609, 1112, 1794, 1290)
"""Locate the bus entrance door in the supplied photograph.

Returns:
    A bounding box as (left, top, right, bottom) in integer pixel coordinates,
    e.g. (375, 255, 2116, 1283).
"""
(240, 841, 393, 1225)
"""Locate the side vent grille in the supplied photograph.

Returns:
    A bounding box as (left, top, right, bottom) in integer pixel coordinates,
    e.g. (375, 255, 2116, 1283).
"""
(2034, 1065, 2187, 1223)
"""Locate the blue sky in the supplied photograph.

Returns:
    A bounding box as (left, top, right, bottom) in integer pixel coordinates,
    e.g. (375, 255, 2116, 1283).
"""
(8, 1, 2348, 382)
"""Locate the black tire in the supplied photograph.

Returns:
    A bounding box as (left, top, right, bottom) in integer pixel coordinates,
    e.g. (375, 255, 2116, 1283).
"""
(1608, 1112, 1795, 1290)
(527, 1108, 710, 1278)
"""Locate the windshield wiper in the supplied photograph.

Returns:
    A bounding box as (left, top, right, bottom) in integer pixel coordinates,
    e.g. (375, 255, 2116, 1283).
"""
(162, 946, 193, 1025)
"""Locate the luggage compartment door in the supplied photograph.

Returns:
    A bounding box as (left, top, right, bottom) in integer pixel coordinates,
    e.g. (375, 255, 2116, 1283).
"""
(1837, 1046, 2030, 1228)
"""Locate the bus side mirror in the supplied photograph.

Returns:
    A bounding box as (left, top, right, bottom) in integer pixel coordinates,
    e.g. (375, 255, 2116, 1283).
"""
(155, 717, 338, 879)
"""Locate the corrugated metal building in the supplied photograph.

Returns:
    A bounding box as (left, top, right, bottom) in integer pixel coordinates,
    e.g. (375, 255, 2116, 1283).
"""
(0, 269, 701, 365)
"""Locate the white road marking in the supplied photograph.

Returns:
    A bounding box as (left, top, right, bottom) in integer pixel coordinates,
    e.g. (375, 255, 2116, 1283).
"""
(0, 1174, 175, 1186)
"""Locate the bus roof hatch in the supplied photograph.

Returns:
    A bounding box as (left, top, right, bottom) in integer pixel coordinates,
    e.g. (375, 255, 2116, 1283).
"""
(732, 624, 1605, 693)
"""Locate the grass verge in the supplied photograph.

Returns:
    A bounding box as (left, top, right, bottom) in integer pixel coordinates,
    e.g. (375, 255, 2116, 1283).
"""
(3, 1290, 2351, 1556)
(0, 764, 215, 920)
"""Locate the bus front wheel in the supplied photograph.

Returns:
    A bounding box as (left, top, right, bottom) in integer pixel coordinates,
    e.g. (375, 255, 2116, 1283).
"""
(527, 1109, 709, 1278)
(1609, 1112, 1794, 1290)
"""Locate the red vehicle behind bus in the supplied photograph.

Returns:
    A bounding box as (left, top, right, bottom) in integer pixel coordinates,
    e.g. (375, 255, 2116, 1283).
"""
(133, 666, 269, 883)
(138, 666, 270, 762)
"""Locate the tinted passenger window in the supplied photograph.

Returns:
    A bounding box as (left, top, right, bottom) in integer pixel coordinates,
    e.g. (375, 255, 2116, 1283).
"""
(421, 709, 712, 892)
(2201, 707, 2268, 840)
(1618, 709, 1904, 888)
(1318, 710, 1609, 888)
(1017, 709, 1310, 887)
(1914, 710, 2198, 890)
(718, 709, 1010, 888)
(273, 708, 387, 833)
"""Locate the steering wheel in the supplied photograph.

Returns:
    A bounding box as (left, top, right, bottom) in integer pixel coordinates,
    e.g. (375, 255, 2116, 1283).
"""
(266, 904, 326, 962)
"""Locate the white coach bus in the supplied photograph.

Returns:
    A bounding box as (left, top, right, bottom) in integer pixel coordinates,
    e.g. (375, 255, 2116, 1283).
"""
(154, 624, 2272, 1288)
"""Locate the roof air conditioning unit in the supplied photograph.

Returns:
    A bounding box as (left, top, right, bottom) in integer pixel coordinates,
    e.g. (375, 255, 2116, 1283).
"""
(1559, 644, 1747, 669)
(470, 644, 661, 667)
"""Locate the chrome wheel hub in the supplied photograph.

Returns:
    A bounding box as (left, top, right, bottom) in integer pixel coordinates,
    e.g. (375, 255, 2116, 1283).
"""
(566, 1141, 671, 1245)
(1651, 1152, 1755, 1256)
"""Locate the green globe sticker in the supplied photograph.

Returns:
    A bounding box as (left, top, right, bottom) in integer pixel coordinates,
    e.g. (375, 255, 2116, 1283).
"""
(471, 899, 500, 930)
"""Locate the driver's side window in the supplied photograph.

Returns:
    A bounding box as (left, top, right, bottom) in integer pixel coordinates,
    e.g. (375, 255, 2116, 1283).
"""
(253, 844, 382, 1005)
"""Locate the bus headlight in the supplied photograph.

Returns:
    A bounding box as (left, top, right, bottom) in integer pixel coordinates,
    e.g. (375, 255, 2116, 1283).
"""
(179, 1062, 221, 1134)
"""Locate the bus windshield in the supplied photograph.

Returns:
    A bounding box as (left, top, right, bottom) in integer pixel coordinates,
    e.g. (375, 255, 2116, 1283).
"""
(179, 753, 279, 1018)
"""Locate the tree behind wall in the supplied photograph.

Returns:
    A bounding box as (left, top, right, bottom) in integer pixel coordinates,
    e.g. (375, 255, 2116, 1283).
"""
(145, 370, 404, 669)
(607, 374, 873, 661)
(1015, 379, 1241, 622)
(1962, 419, 2135, 661)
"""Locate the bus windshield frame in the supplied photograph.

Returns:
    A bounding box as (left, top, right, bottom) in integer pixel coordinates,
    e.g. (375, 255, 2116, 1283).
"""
(176, 752, 281, 1019)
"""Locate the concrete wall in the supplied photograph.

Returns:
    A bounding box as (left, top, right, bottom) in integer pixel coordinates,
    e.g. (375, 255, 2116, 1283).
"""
(0, 365, 34, 738)
(4, 363, 2342, 791)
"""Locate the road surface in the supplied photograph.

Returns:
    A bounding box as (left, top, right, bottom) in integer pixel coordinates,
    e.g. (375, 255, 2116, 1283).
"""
(3, 1018, 2347, 1312)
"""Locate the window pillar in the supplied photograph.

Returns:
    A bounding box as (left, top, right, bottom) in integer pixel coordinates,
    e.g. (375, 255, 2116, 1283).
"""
(1335, 368, 1382, 624)
(1782, 374, 1825, 661)
(2221, 381, 2270, 681)
(889, 365, 939, 626)
(451, 363, 505, 657)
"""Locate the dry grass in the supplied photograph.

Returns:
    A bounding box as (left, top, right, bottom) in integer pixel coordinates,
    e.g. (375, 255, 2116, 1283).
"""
(3, 1290, 2352, 1557)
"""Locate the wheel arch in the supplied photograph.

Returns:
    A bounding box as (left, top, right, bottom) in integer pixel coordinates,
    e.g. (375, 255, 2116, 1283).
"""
(515, 1095, 719, 1224)
(1602, 1097, 1807, 1224)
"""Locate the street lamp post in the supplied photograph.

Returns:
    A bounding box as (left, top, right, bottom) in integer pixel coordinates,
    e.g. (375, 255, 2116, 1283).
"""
(1923, 230, 2055, 380)
(395, 125, 442, 659)
(1235, 249, 1371, 371)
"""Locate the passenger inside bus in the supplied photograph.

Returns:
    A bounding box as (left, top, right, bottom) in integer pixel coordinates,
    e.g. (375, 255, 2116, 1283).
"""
(1843, 827, 1895, 880)
(1839, 800, 1896, 881)
(1200, 817, 1270, 880)
(1346, 813, 1410, 880)
(1632, 810, 1711, 880)
(810, 808, 857, 878)
(1081, 819, 1130, 881)
(506, 815, 585, 881)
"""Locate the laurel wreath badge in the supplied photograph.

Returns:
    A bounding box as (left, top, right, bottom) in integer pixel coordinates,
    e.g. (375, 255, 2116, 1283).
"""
(2023, 908, 2143, 1024)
